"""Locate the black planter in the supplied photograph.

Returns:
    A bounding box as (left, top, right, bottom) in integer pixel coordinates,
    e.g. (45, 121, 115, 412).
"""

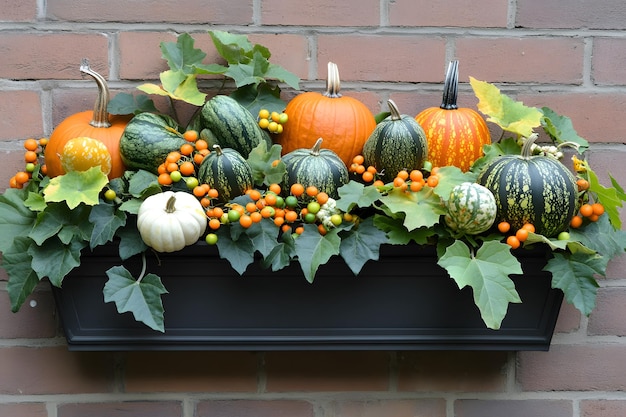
(52, 243, 563, 351)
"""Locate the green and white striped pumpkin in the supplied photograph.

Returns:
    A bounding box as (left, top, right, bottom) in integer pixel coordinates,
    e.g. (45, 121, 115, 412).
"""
(197, 145, 253, 203)
(282, 138, 349, 199)
(200, 95, 270, 157)
(444, 182, 497, 235)
(362, 99, 428, 180)
(477, 135, 578, 237)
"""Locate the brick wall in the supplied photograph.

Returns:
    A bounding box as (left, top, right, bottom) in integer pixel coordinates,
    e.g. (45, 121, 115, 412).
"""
(1, 1, 626, 416)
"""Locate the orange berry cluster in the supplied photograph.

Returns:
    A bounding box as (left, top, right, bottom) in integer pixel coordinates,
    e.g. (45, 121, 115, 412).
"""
(349, 155, 380, 184)
(570, 202, 604, 228)
(157, 130, 208, 187)
(392, 167, 439, 192)
(498, 222, 536, 249)
(9, 137, 48, 189)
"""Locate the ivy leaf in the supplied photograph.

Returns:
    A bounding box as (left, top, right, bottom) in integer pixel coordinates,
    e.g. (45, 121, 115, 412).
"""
(107, 92, 157, 115)
(470, 77, 543, 137)
(294, 224, 341, 283)
(88, 203, 126, 249)
(29, 202, 92, 246)
(28, 237, 86, 286)
(336, 181, 382, 212)
(116, 217, 148, 260)
(127, 169, 161, 199)
(43, 167, 109, 209)
(569, 214, 626, 261)
(545, 251, 602, 316)
(437, 240, 522, 329)
(379, 187, 445, 231)
(2, 236, 40, 312)
(104, 265, 168, 332)
(339, 216, 389, 275)
(540, 107, 589, 152)
(587, 166, 624, 230)
(373, 214, 437, 245)
(244, 219, 281, 258)
(138, 72, 207, 106)
(209, 30, 254, 65)
(0, 188, 37, 252)
(246, 141, 286, 186)
(470, 137, 521, 174)
(215, 227, 255, 274)
(231, 83, 287, 116)
(160, 33, 207, 74)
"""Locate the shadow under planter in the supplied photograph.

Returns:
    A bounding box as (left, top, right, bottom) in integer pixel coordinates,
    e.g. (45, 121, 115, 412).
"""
(52, 243, 563, 351)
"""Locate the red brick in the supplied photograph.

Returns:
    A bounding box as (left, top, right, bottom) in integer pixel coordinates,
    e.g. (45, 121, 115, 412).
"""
(518, 344, 626, 391)
(581, 400, 626, 417)
(58, 401, 182, 417)
(585, 146, 626, 187)
(0, 0, 37, 21)
(329, 399, 446, 417)
(455, 399, 572, 417)
(389, 0, 507, 28)
(50, 87, 137, 128)
(0, 347, 114, 394)
(248, 34, 310, 81)
(318, 35, 446, 83)
(606, 253, 626, 280)
(588, 288, 626, 336)
(0, 91, 43, 141)
(0, 287, 57, 338)
(0, 149, 29, 192)
(593, 38, 626, 85)
(456, 37, 584, 83)
(264, 351, 389, 392)
(261, 0, 379, 26)
(196, 400, 314, 417)
(0, 403, 47, 417)
(118, 32, 177, 80)
(515, 92, 626, 143)
(0, 33, 108, 80)
(397, 351, 508, 392)
(554, 300, 581, 334)
(123, 351, 258, 392)
(47, 0, 252, 24)
(517, 0, 626, 29)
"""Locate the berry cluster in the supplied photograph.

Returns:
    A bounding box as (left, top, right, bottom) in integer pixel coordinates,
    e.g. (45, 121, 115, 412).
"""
(391, 167, 439, 192)
(9, 138, 48, 189)
(156, 130, 207, 189)
(497, 222, 536, 249)
(257, 109, 288, 134)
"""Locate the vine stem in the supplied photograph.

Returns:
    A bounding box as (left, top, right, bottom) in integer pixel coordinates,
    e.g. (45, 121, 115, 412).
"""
(136, 252, 147, 284)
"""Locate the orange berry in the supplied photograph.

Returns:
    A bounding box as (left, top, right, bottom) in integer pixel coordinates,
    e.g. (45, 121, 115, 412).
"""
(247, 189, 262, 201)
(316, 192, 329, 205)
(355, 164, 366, 175)
(366, 165, 377, 174)
(9, 176, 20, 189)
(23, 138, 39, 151)
(261, 206, 275, 218)
(14, 171, 30, 185)
(393, 177, 405, 188)
(291, 183, 305, 197)
(250, 211, 263, 223)
(306, 185, 319, 197)
(239, 214, 253, 228)
(430, 166, 440, 176)
(570, 215, 583, 228)
(352, 155, 364, 165)
(409, 170, 423, 182)
(397, 170, 409, 180)
(281, 224, 291, 233)
(269, 183, 282, 195)
(522, 223, 535, 233)
(361, 171, 374, 183)
(183, 130, 199, 142)
(180, 143, 194, 156)
(274, 216, 286, 227)
(245, 202, 258, 213)
(195, 139, 208, 151)
(193, 185, 207, 198)
(40, 164, 47, 175)
(588, 214, 600, 222)
(295, 226, 304, 235)
(157, 163, 167, 175)
(285, 210, 299, 223)
(166, 151, 181, 163)
(38, 137, 49, 146)
(208, 218, 221, 230)
(24, 151, 38, 163)
(497, 221, 511, 234)
(179, 161, 195, 176)
(506, 235, 521, 249)
(264, 193, 278, 207)
(256, 199, 267, 210)
(193, 153, 205, 165)
(579, 203, 594, 218)
(576, 178, 590, 191)
(515, 228, 529, 242)
(207, 188, 219, 199)
(426, 175, 439, 188)
(318, 224, 327, 235)
(158, 173, 173, 186)
(373, 180, 385, 187)
(166, 162, 179, 173)
(212, 207, 224, 219)
(591, 202, 605, 216)
(409, 181, 423, 192)
(200, 197, 212, 208)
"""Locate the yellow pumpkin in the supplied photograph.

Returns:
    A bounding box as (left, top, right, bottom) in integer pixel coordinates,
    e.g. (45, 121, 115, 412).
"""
(60, 137, 112, 175)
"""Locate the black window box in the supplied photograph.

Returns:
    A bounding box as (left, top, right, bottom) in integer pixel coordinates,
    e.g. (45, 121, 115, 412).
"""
(52, 243, 563, 351)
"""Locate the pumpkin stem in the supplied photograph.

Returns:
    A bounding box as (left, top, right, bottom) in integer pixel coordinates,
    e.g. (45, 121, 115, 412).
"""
(79, 58, 112, 128)
(521, 133, 539, 158)
(440, 60, 459, 110)
(387, 99, 402, 121)
(165, 195, 177, 213)
(311, 138, 324, 156)
(324, 62, 342, 98)
(213, 144, 223, 156)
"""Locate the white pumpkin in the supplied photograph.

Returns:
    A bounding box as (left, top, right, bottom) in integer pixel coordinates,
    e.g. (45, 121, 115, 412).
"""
(137, 191, 207, 253)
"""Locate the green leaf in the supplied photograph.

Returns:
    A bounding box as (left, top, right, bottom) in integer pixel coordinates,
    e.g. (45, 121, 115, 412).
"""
(339, 216, 389, 275)
(29, 202, 92, 245)
(379, 187, 445, 231)
(104, 265, 168, 332)
(43, 167, 109, 209)
(2, 236, 40, 312)
(569, 214, 626, 261)
(432, 166, 478, 203)
(107, 92, 157, 115)
(264, 63, 301, 90)
(0, 188, 37, 252)
(545, 251, 602, 316)
(89, 203, 126, 249)
(209, 30, 254, 65)
(437, 240, 522, 329)
(587, 166, 624, 229)
(161, 33, 207, 74)
(336, 181, 382, 212)
(128, 170, 160, 198)
(246, 141, 286, 187)
(540, 107, 589, 152)
(294, 224, 341, 283)
(244, 219, 281, 259)
(116, 217, 148, 260)
(373, 214, 437, 245)
(231, 83, 287, 117)
(470, 77, 543, 137)
(260, 234, 295, 272)
(215, 226, 255, 274)
(28, 237, 86, 286)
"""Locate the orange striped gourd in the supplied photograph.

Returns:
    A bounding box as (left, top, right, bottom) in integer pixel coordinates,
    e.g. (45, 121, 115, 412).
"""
(415, 60, 491, 172)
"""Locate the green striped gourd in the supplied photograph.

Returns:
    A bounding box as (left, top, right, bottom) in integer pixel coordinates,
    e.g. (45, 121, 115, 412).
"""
(444, 182, 497, 235)
(197, 145, 253, 203)
(200, 95, 270, 157)
(282, 138, 349, 199)
(477, 135, 578, 237)
(362, 99, 428, 180)
(119, 112, 187, 174)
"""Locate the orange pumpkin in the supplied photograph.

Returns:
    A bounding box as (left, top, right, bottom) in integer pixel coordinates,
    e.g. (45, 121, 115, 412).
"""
(44, 59, 129, 179)
(276, 62, 376, 167)
(415, 60, 491, 172)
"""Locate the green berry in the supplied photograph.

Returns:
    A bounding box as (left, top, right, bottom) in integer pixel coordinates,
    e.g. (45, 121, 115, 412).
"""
(205, 233, 218, 245)
(285, 195, 298, 208)
(186, 176, 199, 190)
(227, 209, 241, 223)
(330, 214, 343, 226)
(104, 189, 117, 201)
(307, 201, 321, 215)
(169, 170, 182, 182)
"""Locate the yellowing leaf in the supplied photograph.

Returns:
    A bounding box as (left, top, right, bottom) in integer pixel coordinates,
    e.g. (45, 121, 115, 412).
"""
(469, 77, 543, 137)
(43, 167, 108, 209)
